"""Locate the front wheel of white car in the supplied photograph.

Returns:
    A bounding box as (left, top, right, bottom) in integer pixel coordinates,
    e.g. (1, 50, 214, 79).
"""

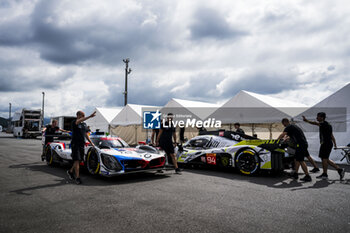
(86, 149, 100, 175)
(235, 149, 260, 175)
(45, 147, 55, 166)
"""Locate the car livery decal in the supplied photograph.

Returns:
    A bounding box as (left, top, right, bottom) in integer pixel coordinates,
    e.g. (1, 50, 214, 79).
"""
(206, 153, 216, 165)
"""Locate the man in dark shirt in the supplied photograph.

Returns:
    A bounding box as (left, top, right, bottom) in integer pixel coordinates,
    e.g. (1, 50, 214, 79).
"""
(234, 123, 245, 135)
(67, 111, 96, 184)
(151, 128, 160, 146)
(278, 118, 311, 182)
(303, 112, 345, 180)
(157, 113, 181, 174)
(179, 126, 185, 144)
(41, 119, 70, 161)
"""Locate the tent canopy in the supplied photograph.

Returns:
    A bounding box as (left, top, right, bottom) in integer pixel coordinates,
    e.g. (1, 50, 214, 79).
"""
(111, 104, 160, 126)
(295, 83, 350, 163)
(162, 98, 219, 120)
(85, 107, 123, 132)
(209, 90, 307, 124)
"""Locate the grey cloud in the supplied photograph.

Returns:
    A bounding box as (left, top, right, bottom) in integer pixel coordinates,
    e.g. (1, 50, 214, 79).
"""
(327, 65, 335, 71)
(190, 7, 247, 40)
(28, 1, 175, 65)
(220, 69, 300, 98)
(0, 68, 74, 92)
(104, 72, 226, 108)
(169, 72, 226, 102)
(0, 19, 32, 46)
(105, 80, 170, 107)
(0, 0, 178, 65)
(260, 5, 347, 37)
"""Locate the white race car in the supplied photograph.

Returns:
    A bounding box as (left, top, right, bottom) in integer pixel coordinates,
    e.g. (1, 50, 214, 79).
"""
(43, 133, 166, 177)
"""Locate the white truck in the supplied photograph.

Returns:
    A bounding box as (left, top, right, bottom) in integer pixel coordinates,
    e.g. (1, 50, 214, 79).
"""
(50, 116, 76, 131)
(12, 109, 42, 138)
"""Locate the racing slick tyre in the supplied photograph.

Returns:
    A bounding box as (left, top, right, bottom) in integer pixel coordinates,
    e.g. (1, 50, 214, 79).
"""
(86, 148, 100, 175)
(45, 147, 55, 166)
(235, 149, 260, 175)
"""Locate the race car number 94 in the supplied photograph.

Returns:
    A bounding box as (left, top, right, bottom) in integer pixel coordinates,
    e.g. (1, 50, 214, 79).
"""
(206, 153, 216, 165)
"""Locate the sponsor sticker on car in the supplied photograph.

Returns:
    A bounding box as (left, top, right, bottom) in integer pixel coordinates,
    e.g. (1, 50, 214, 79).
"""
(206, 153, 216, 165)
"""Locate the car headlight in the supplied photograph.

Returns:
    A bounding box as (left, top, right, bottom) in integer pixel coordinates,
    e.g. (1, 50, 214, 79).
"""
(101, 153, 122, 171)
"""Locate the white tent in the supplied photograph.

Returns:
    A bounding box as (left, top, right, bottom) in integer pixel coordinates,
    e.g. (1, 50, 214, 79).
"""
(210, 90, 307, 124)
(85, 107, 123, 133)
(295, 83, 350, 164)
(111, 104, 160, 126)
(110, 104, 160, 145)
(162, 98, 219, 120)
(208, 90, 307, 138)
(160, 98, 220, 140)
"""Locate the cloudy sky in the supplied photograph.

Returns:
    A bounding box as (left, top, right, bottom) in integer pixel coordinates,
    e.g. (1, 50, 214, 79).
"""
(0, 0, 349, 118)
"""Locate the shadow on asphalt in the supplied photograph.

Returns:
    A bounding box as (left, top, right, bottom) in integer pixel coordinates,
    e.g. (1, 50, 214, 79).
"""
(8, 162, 350, 195)
(8, 162, 171, 195)
(182, 166, 350, 190)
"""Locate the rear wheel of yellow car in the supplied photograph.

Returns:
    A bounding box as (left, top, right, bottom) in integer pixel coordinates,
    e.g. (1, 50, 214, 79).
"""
(87, 149, 100, 175)
(235, 149, 260, 175)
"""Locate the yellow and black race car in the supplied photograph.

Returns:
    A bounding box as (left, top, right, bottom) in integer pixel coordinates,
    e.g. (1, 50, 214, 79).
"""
(176, 130, 294, 175)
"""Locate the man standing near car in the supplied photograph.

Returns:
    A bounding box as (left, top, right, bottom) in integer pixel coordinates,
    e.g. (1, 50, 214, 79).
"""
(303, 112, 345, 180)
(41, 119, 70, 161)
(67, 111, 96, 184)
(234, 122, 245, 134)
(151, 128, 160, 146)
(157, 113, 181, 174)
(278, 118, 312, 182)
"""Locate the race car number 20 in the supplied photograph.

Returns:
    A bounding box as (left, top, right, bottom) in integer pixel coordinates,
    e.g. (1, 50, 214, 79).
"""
(206, 153, 216, 165)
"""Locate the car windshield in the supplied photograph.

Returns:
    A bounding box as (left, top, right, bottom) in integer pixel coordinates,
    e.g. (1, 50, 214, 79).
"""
(185, 138, 209, 148)
(184, 136, 237, 149)
(100, 139, 124, 148)
(91, 137, 129, 148)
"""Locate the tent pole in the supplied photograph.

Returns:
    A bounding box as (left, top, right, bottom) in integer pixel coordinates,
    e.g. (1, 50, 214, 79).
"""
(135, 125, 137, 145)
(269, 124, 272, 139)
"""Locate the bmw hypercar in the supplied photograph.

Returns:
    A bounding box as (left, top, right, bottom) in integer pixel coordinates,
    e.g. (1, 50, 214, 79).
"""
(43, 133, 166, 177)
(176, 131, 293, 175)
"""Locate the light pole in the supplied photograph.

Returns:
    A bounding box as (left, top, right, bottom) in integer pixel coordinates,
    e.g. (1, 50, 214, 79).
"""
(122, 58, 132, 106)
(42, 92, 45, 128)
(8, 103, 11, 129)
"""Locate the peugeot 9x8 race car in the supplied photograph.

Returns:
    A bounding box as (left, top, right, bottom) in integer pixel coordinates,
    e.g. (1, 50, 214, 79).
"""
(176, 130, 293, 175)
(43, 133, 166, 177)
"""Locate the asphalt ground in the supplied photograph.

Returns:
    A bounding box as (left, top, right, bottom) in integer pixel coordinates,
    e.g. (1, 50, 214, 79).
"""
(0, 133, 349, 233)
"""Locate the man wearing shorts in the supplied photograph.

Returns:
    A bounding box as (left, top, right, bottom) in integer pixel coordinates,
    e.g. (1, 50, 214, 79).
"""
(303, 112, 345, 180)
(157, 113, 181, 174)
(278, 118, 311, 182)
(67, 111, 96, 184)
